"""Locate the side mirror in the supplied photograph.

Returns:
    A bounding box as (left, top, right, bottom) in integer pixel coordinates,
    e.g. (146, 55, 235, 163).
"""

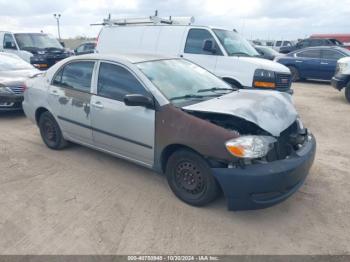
(124, 94, 154, 109)
(4, 42, 16, 50)
(203, 39, 216, 54)
(60, 41, 65, 48)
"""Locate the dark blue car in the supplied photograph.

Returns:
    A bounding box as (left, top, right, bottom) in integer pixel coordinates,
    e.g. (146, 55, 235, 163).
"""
(275, 46, 350, 81)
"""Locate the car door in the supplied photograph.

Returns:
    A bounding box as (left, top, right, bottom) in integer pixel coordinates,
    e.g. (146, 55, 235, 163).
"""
(90, 61, 155, 166)
(319, 49, 345, 80)
(48, 60, 96, 144)
(181, 28, 221, 73)
(294, 49, 321, 79)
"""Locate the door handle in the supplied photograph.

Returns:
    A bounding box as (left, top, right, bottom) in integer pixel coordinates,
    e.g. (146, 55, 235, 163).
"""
(92, 101, 104, 109)
(320, 62, 329, 65)
(295, 60, 303, 63)
(50, 90, 59, 97)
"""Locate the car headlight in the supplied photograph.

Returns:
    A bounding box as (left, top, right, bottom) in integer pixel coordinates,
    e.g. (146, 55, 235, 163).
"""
(0, 86, 12, 94)
(225, 136, 277, 159)
(253, 69, 276, 89)
(336, 63, 348, 74)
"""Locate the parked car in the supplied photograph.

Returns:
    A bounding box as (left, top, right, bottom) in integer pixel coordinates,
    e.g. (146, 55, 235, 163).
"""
(275, 46, 350, 81)
(74, 42, 96, 55)
(331, 57, 350, 103)
(255, 45, 280, 60)
(311, 34, 350, 50)
(280, 38, 344, 54)
(0, 53, 40, 111)
(23, 53, 316, 211)
(0, 31, 72, 70)
(271, 40, 294, 52)
(96, 16, 292, 93)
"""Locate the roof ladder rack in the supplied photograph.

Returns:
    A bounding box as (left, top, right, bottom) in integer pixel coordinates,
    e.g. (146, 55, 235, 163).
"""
(91, 11, 195, 26)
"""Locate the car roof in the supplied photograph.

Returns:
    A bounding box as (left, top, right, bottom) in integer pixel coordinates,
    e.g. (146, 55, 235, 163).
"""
(69, 53, 175, 64)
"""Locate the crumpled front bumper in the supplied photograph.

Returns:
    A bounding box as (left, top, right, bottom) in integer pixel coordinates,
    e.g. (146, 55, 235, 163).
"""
(212, 134, 316, 211)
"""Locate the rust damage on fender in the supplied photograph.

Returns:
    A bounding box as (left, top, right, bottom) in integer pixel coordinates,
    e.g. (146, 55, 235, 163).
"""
(155, 104, 240, 168)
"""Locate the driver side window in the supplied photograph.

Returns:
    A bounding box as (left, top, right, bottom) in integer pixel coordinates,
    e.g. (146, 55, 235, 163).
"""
(185, 29, 221, 55)
(97, 62, 149, 101)
(3, 34, 17, 50)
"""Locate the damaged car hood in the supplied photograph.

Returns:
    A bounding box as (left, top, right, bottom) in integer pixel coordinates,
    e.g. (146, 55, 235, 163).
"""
(182, 90, 298, 137)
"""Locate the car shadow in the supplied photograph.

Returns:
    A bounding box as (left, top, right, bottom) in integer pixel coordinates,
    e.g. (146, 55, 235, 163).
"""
(0, 110, 25, 119)
(297, 79, 331, 86)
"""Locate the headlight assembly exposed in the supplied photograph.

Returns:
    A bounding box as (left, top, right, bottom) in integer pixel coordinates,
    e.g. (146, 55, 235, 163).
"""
(253, 69, 276, 88)
(226, 136, 277, 159)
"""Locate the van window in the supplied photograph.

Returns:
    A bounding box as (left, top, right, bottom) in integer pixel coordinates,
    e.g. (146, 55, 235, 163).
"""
(97, 62, 148, 101)
(275, 41, 282, 47)
(184, 29, 220, 55)
(3, 34, 17, 49)
(53, 61, 95, 92)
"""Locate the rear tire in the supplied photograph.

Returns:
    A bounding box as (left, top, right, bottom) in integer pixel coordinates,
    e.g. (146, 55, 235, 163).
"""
(39, 111, 68, 150)
(288, 66, 300, 82)
(165, 149, 220, 207)
(345, 85, 350, 103)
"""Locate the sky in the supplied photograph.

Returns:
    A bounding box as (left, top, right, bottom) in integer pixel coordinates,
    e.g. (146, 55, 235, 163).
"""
(0, 0, 349, 40)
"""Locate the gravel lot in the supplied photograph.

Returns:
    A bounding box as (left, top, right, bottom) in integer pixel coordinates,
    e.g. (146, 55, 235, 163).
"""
(0, 82, 349, 255)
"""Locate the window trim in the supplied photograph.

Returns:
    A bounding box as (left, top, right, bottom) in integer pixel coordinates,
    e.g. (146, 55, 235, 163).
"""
(51, 59, 97, 94)
(184, 28, 223, 56)
(95, 60, 153, 102)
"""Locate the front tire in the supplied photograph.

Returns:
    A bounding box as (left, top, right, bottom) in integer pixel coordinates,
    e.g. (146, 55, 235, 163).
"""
(39, 112, 68, 150)
(165, 149, 220, 207)
(288, 66, 300, 82)
(345, 84, 350, 103)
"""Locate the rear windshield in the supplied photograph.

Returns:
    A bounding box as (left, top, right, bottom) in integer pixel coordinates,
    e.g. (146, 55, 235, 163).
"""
(0, 55, 33, 71)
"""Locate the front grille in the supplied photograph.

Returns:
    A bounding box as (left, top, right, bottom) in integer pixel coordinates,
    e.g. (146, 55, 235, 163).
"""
(9, 86, 25, 95)
(275, 73, 292, 90)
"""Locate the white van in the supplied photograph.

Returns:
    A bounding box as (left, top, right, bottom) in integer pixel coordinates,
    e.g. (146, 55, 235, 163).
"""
(96, 16, 292, 93)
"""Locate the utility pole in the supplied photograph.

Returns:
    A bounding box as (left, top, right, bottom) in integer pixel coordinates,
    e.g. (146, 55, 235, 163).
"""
(53, 14, 61, 40)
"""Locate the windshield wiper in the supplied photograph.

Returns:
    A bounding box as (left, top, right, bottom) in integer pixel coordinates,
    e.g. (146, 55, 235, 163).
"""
(170, 94, 205, 101)
(197, 87, 234, 93)
(170, 93, 222, 101)
(230, 52, 251, 57)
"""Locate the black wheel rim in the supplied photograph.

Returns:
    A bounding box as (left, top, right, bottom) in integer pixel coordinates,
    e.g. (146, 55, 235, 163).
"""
(43, 118, 57, 143)
(174, 160, 206, 199)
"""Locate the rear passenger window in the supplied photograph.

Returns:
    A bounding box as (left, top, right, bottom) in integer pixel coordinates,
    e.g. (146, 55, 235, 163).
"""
(185, 29, 219, 55)
(297, 50, 321, 58)
(97, 62, 148, 101)
(53, 61, 95, 92)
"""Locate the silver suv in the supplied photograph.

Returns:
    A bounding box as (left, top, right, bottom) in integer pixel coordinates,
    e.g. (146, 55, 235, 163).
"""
(23, 54, 316, 211)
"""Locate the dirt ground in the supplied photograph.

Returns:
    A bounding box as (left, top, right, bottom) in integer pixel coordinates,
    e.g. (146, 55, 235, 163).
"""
(0, 82, 349, 255)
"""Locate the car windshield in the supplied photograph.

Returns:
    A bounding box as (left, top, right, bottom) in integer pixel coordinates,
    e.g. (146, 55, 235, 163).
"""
(137, 59, 234, 105)
(213, 29, 259, 57)
(0, 54, 34, 71)
(14, 33, 63, 49)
